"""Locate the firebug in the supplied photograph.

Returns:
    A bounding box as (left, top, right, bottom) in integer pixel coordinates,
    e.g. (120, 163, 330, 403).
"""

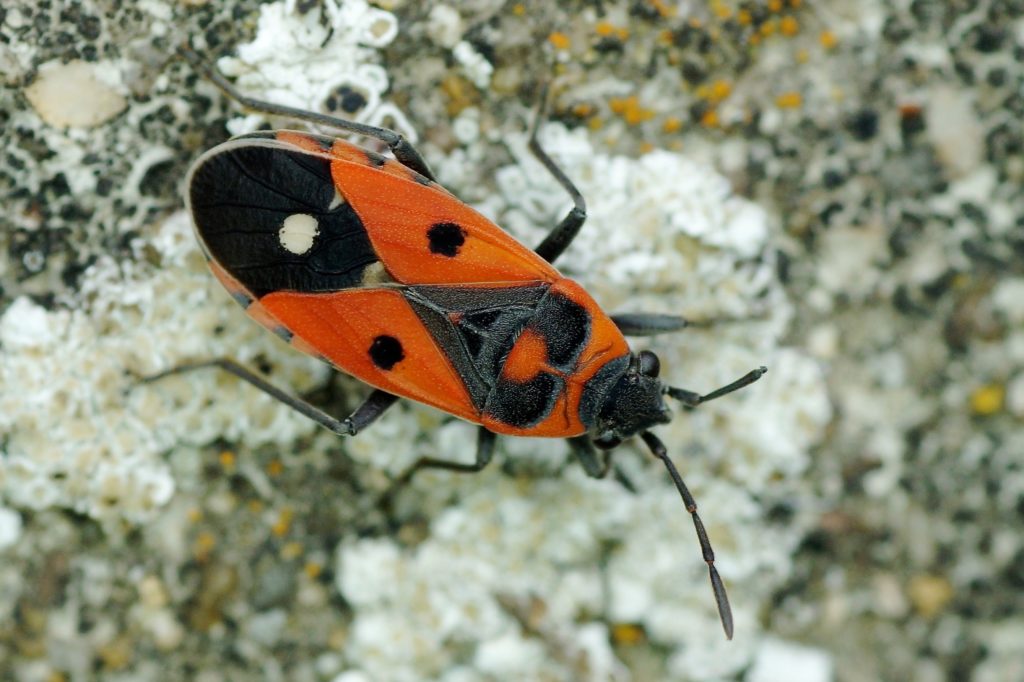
(160, 46, 767, 639)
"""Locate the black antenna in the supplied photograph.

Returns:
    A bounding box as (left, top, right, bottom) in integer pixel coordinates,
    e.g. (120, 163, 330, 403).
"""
(640, 431, 734, 640)
(666, 366, 767, 407)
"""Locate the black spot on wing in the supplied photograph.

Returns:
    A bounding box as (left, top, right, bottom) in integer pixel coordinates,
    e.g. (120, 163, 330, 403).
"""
(427, 222, 466, 257)
(189, 143, 378, 298)
(485, 373, 562, 429)
(369, 335, 404, 370)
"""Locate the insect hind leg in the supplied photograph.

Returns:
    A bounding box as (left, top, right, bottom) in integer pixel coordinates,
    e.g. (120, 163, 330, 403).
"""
(178, 45, 436, 181)
(140, 358, 398, 436)
(527, 84, 587, 265)
(397, 427, 497, 482)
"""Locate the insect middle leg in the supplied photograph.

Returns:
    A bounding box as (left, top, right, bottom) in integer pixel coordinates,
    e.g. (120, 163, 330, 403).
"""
(141, 359, 398, 436)
(178, 46, 436, 181)
(527, 85, 588, 265)
(610, 313, 691, 337)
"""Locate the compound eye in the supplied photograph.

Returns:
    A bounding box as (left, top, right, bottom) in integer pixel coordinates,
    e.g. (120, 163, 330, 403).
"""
(638, 350, 661, 378)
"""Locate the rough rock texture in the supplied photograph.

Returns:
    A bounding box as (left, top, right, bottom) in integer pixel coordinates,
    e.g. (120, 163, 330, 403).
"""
(1, 0, 1021, 680)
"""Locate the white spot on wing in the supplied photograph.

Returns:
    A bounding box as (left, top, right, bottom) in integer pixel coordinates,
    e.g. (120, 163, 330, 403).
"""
(279, 214, 319, 255)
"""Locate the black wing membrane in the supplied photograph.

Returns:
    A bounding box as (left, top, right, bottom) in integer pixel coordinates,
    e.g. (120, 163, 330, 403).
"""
(188, 139, 379, 298)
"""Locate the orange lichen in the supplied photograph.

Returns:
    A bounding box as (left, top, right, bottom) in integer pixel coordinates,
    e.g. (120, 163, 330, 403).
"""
(610, 95, 655, 125)
(662, 116, 683, 133)
(572, 102, 594, 117)
(595, 21, 628, 41)
(709, 78, 732, 102)
(281, 541, 303, 560)
(820, 30, 838, 49)
(271, 507, 294, 537)
(611, 623, 645, 645)
(649, 0, 677, 18)
(970, 384, 1005, 415)
(194, 531, 216, 562)
(780, 15, 799, 36)
(776, 91, 803, 108)
(548, 32, 571, 50)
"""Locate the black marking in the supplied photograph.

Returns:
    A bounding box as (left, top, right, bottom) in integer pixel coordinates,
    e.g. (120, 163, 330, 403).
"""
(577, 354, 629, 428)
(529, 291, 591, 370)
(273, 326, 295, 343)
(325, 85, 368, 114)
(485, 373, 563, 429)
(404, 294, 490, 408)
(230, 290, 254, 308)
(427, 222, 466, 257)
(369, 335, 404, 370)
(411, 172, 434, 187)
(405, 286, 549, 411)
(404, 286, 547, 410)
(189, 141, 378, 298)
(365, 150, 388, 168)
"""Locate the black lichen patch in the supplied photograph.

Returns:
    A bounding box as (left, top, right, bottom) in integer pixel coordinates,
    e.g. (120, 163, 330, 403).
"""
(427, 222, 466, 257)
(325, 85, 368, 115)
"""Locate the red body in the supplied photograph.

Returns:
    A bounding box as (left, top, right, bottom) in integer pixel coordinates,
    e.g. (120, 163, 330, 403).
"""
(187, 131, 631, 437)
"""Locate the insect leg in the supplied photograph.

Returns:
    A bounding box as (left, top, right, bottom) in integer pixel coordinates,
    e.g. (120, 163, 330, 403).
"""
(141, 359, 397, 436)
(610, 313, 690, 336)
(408, 426, 496, 476)
(568, 436, 609, 478)
(384, 426, 496, 501)
(178, 45, 436, 181)
(568, 437, 639, 492)
(527, 85, 587, 264)
(641, 431, 734, 640)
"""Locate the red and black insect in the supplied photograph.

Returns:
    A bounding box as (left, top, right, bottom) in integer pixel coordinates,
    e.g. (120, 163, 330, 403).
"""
(168, 47, 766, 639)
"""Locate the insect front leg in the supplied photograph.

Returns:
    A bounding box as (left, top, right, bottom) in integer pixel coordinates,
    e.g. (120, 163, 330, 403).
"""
(568, 435, 609, 478)
(527, 85, 587, 265)
(178, 45, 436, 181)
(568, 436, 638, 493)
(141, 359, 398, 436)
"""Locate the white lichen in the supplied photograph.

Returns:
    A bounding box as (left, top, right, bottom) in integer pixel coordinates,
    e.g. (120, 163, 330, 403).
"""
(1, 1, 832, 678)
(333, 122, 831, 679)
